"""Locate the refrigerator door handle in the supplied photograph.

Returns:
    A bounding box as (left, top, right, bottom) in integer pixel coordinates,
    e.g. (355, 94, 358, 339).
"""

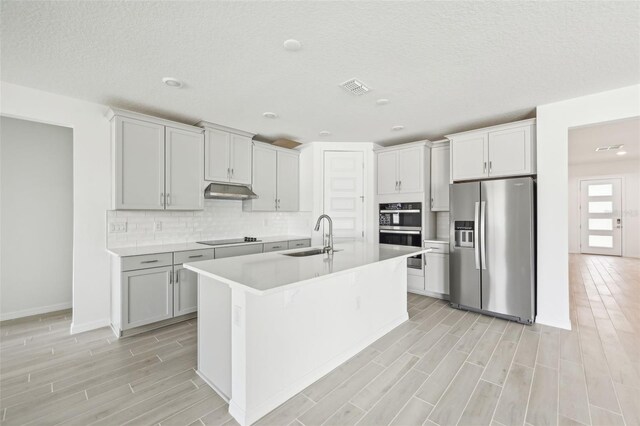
(474, 201, 480, 270)
(480, 200, 487, 270)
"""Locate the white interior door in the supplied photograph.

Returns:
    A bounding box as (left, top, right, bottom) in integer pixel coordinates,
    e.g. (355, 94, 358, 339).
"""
(323, 151, 364, 241)
(580, 178, 622, 256)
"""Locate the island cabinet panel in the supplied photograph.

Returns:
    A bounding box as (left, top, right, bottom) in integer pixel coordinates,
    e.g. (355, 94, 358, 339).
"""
(173, 265, 198, 316)
(195, 254, 411, 426)
(122, 266, 173, 329)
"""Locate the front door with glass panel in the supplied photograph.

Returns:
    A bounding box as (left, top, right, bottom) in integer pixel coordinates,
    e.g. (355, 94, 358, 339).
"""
(580, 178, 622, 256)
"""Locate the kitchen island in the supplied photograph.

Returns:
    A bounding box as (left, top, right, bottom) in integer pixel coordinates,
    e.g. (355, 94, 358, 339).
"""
(184, 242, 430, 426)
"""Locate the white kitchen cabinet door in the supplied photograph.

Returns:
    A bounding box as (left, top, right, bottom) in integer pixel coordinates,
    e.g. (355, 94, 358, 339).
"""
(377, 151, 398, 194)
(451, 134, 488, 182)
(114, 116, 165, 210)
(488, 125, 532, 178)
(229, 134, 252, 185)
(425, 253, 450, 296)
(397, 147, 423, 193)
(122, 266, 173, 329)
(173, 266, 197, 316)
(431, 145, 450, 211)
(250, 145, 278, 211)
(204, 128, 230, 182)
(165, 127, 204, 210)
(277, 150, 300, 211)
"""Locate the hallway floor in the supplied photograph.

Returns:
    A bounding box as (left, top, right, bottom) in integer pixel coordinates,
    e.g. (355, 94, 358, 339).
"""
(0, 254, 638, 425)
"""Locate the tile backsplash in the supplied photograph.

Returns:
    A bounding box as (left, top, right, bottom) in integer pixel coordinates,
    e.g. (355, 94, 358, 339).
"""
(107, 200, 313, 248)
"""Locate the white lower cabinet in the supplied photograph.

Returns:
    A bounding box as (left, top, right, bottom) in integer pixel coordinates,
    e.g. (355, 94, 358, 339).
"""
(173, 266, 198, 317)
(122, 266, 173, 329)
(424, 242, 450, 298)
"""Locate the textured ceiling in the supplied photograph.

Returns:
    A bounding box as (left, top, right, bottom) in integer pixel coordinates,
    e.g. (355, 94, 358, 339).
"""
(1, 1, 639, 144)
(569, 117, 640, 165)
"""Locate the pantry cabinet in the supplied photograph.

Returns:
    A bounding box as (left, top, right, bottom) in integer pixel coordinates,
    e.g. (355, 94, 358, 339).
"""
(109, 109, 204, 211)
(199, 122, 253, 185)
(243, 143, 299, 212)
(448, 119, 535, 182)
(376, 144, 425, 195)
(430, 142, 450, 211)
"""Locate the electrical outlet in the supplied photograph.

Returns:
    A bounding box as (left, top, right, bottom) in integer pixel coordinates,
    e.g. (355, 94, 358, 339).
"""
(154, 221, 162, 232)
(110, 222, 127, 233)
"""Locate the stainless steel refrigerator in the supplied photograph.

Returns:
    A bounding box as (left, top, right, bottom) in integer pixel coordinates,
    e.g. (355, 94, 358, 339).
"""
(449, 177, 536, 324)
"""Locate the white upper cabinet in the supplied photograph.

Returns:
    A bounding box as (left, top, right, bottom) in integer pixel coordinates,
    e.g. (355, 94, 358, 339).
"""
(110, 109, 204, 211)
(165, 127, 204, 210)
(448, 119, 536, 182)
(243, 143, 299, 212)
(200, 122, 254, 185)
(276, 150, 300, 211)
(430, 142, 450, 211)
(113, 116, 165, 210)
(376, 144, 425, 195)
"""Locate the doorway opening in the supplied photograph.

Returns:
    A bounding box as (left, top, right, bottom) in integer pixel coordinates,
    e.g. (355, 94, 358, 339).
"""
(0, 116, 73, 322)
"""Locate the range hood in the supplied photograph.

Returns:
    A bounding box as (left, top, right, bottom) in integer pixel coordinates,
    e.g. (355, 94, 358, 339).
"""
(204, 183, 257, 200)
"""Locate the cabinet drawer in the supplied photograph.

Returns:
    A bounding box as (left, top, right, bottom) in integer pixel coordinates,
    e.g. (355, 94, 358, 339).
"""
(122, 253, 173, 272)
(263, 242, 288, 252)
(215, 244, 263, 259)
(423, 242, 449, 254)
(288, 239, 311, 249)
(174, 249, 215, 265)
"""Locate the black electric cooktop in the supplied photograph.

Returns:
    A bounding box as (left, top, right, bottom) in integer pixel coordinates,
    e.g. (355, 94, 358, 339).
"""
(197, 237, 261, 246)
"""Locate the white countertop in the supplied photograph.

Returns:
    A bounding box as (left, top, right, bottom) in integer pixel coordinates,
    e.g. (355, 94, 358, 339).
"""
(106, 235, 311, 257)
(184, 242, 432, 295)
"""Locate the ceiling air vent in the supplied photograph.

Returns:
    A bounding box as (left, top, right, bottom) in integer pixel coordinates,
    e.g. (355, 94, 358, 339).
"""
(595, 144, 624, 152)
(340, 78, 370, 96)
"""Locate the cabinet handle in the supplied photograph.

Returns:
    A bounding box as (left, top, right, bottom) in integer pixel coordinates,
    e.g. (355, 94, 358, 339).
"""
(175, 270, 179, 284)
(272, 245, 281, 249)
(227, 168, 230, 178)
(188, 254, 203, 258)
(483, 162, 487, 173)
(231, 168, 234, 177)
(169, 272, 173, 284)
(489, 161, 492, 174)
(141, 260, 159, 264)
(431, 198, 434, 208)
(166, 193, 171, 206)
(399, 181, 402, 191)
(395, 181, 398, 190)
(160, 192, 164, 206)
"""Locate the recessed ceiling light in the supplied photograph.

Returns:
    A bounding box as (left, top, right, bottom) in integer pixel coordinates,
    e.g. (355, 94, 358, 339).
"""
(263, 112, 278, 119)
(283, 39, 302, 51)
(616, 151, 627, 156)
(391, 125, 404, 131)
(319, 131, 331, 137)
(376, 98, 390, 105)
(162, 77, 183, 88)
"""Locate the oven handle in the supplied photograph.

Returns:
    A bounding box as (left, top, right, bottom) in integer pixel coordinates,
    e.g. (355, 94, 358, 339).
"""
(379, 230, 421, 235)
(379, 209, 421, 214)
(379, 226, 422, 231)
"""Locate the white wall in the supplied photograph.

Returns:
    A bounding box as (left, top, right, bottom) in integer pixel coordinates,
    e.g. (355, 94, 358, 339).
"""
(536, 84, 640, 330)
(108, 201, 312, 248)
(0, 117, 73, 319)
(568, 159, 640, 258)
(1, 82, 111, 333)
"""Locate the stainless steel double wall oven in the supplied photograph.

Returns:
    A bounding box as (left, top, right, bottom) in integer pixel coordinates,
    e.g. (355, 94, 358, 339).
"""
(379, 202, 422, 270)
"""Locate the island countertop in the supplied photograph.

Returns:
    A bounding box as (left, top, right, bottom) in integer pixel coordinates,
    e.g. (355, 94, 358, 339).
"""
(184, 242, 431, 295)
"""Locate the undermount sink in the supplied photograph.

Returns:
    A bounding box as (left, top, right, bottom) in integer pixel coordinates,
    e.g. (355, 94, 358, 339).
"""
(282, 248, 342, 257)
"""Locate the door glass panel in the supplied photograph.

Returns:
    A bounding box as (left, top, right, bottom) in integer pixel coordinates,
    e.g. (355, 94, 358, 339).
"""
(588, 184, 613, 197)
(588, 218, 613, 231)
(589, 235, 613, 248)
(588, 201, 613, 213)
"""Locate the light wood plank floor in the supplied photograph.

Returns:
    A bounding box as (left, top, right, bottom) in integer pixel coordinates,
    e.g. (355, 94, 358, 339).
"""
(1, 254, 638, 426)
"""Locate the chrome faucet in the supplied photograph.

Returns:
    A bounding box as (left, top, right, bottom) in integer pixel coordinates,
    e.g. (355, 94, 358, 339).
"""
(314, 214, 334, 254)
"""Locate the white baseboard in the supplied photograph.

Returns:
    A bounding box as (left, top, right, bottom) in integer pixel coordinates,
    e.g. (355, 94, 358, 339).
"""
(0, 302, 72, 321)
(535, 315, 572, 331)
(70, 318, 111, 335)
